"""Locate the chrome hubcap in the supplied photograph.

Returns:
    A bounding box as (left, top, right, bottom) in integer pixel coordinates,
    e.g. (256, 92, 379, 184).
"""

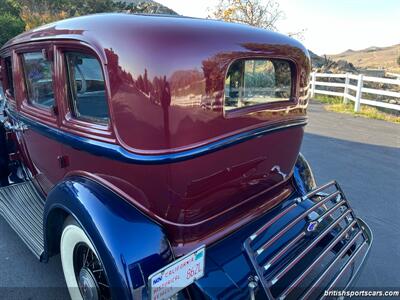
(79, 267, 99, 300)
(73, 243, 110, 300)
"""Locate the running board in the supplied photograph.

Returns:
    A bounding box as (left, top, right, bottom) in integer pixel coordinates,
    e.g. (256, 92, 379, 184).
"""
(0, 181, 45, 259)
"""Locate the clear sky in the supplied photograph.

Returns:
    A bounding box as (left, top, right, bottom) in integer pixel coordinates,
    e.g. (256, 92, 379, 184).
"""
(157, 0, 400, 55)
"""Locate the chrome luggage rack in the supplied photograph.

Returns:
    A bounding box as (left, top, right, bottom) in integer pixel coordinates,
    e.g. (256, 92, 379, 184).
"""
(244, 181, 372, 300)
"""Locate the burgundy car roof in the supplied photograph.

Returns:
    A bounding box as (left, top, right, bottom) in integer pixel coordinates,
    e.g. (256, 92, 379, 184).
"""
(1, 13, 306, 55)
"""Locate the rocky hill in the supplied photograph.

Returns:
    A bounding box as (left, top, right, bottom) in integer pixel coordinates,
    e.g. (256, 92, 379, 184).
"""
(329, 44, 400, 73)
(114, 0, 177, 15)
(309, 50, 359, 74)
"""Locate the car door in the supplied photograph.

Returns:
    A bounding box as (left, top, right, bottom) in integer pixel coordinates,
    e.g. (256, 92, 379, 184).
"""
(54, 44, 114, 179)
(13, 44, 65, 192)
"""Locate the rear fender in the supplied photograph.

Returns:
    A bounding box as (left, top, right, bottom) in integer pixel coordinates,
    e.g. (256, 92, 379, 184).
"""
(43, 176, 173, 299)
(294, 152, 317, 195)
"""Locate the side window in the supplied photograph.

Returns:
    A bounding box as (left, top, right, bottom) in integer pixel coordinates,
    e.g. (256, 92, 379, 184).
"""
(21, 52, 55, 108)
(225, 59, 293, 111)
(65, 52, 109, 124)
(4, 57, 14, 97)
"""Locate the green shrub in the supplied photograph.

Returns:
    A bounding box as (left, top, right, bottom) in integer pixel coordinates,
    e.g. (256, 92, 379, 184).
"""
(0, 13, 25, 47)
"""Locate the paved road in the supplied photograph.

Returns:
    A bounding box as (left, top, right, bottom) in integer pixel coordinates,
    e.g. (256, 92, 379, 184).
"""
(0, 101, 399, 299)
(302, 101, 400, 289)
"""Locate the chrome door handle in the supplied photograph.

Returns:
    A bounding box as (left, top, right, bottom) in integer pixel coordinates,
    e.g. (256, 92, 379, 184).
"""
(271, 165, 287, 180)
(4, 120, 29, 133)
(16, 123, 29, 132)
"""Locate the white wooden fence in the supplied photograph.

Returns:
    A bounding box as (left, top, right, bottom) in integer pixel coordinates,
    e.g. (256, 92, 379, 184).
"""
(387, 72, 400, 80)
(310, 72, 400, 112)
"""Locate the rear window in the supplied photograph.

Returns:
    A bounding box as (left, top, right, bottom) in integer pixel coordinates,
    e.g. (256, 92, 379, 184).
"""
(21, 52, 55, 108)
(224, 59, 293, 111)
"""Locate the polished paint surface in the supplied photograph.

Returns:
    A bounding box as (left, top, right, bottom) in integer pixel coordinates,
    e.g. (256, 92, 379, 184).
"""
(0, 14, 311, 252)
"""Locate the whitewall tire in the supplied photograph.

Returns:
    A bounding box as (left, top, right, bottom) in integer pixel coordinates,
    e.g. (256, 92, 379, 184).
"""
(60, 216, 110, 300)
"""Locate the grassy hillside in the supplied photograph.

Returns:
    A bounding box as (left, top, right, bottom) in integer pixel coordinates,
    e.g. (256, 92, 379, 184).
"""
(329, 44, 400, 73)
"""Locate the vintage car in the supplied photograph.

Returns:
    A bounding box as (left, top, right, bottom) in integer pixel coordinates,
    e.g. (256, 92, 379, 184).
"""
(0, 13, 372, 300)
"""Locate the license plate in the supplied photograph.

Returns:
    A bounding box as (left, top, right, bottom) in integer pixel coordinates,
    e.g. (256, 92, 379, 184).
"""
(148, 246, 206, 300)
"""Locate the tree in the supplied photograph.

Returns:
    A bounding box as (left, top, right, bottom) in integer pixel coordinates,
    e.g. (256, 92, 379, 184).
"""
(208, 0, 306, 40)
(208, 0, 284, 31)
(18, 0, 118, 30)
(0, 0, 177, 46)
(0, 0, 25, 47)
(17, 0, 177, 30)
(0, 13, 25, 46)
(397, 55, 400, 66)
(0, 0, 21, 16)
